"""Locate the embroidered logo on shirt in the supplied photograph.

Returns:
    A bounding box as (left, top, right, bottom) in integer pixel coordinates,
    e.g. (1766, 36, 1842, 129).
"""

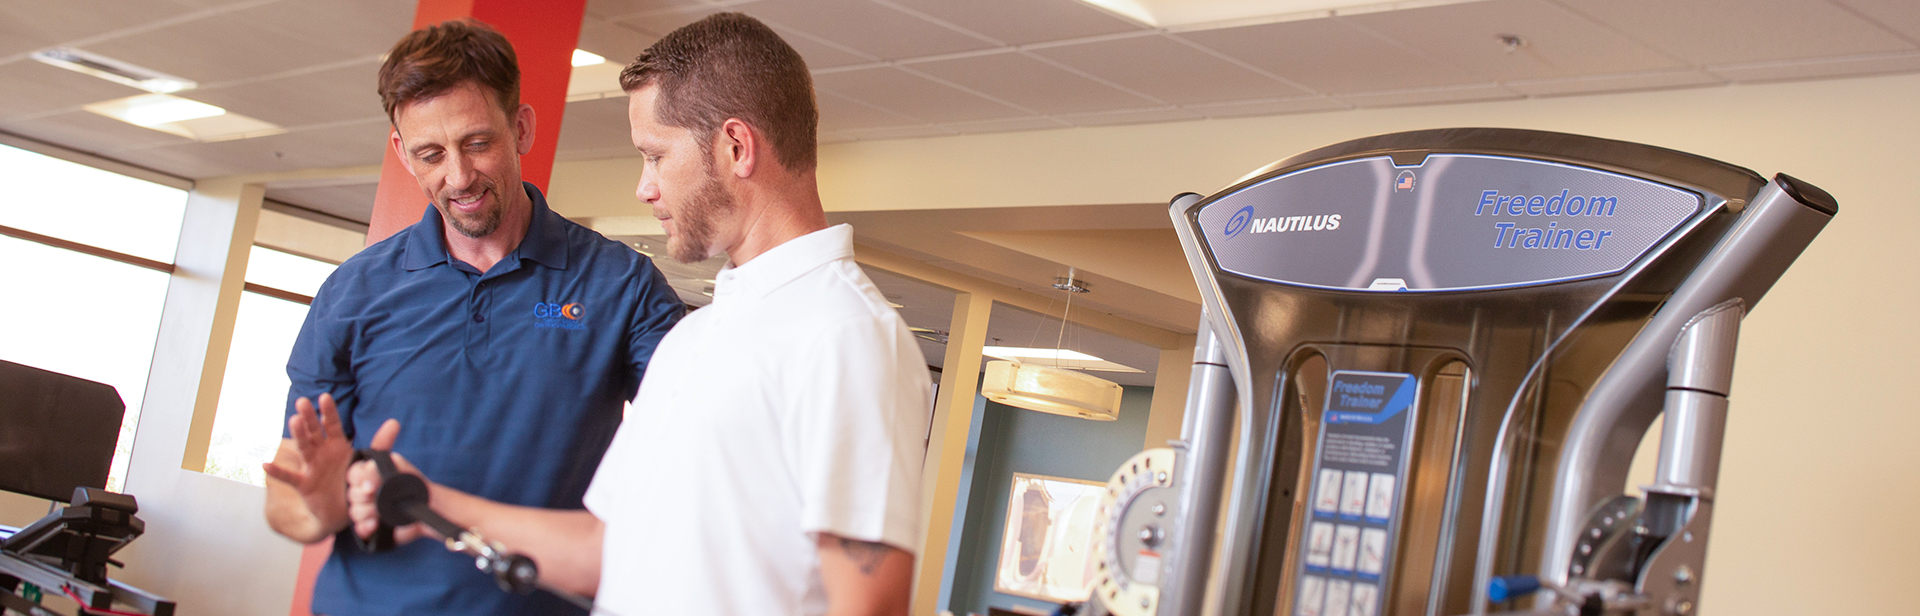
(532, 301, 586, 330)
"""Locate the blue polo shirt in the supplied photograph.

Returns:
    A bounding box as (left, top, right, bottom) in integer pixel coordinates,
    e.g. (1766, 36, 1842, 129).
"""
(286, 183, 683, 616)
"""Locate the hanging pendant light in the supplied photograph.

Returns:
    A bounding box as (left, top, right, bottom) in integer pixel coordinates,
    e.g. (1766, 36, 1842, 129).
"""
(980, 271, 1125, 421)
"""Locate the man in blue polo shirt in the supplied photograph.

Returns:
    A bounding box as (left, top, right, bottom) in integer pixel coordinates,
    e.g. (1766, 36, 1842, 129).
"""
(260, 19, 683, 616)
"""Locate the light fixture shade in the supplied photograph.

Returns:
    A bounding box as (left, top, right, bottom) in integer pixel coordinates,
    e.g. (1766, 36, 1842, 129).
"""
(982, 360, 1123, 421)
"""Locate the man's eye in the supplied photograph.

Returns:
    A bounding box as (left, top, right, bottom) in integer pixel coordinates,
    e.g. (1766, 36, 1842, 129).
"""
(420, 152, 443, 164)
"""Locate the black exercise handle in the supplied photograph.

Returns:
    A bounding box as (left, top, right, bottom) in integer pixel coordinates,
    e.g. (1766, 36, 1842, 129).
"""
(356, 449, 463, 539)
(349, 449, 397, 553)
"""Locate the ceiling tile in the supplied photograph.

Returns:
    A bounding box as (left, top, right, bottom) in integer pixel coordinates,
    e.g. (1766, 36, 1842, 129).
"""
(1563, 0, 1915, 66)
(881, 0, 1145, 46)
(1029, 34, 1309, 105)
(0, 0, 199, 58)
(576, 19, 657, 67)
(586, 0, 740, 22)
(1177, 18, 1486, 94)
(239, 0, 412, 59)
(844, 125, 951, 141)
(186, 60, 384, 128)
(905, 52, 1158, 114)
(614, 7, 875, 69)
(1188, 96, 1348, 118)
(818, 90, 918, 133)
(1338, 83, 1520, 108)
(743, 0, 997, 61)
(1832, 0, 1920, 42)
(83, 6, 368, 85)
(1708, 51, 1920, 83)
(557, 96, 638, 155)
(0, 110, 193, 155)
(941, 116, 1069, 134)
(1504, 69, 1720, 97)
(119, 118, 389, 179)
(0, 60, 148, 120)
(266, 183, 378, 225)
(614, 6, 726, 36)
(814, 66, 1028, 123)
(1063, 107, 1202, 127)
(1344, 0, 1683, 82)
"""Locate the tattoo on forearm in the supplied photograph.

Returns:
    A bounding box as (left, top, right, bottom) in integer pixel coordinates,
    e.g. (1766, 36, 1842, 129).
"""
(836, 537, 890, 575)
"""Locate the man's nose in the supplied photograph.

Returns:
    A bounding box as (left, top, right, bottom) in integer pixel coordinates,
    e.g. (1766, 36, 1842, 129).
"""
(636, 176, 659, 204)
(445, 153, 476, 191)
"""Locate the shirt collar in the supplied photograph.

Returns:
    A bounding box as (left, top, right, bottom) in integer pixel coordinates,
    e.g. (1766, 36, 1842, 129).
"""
(711, 224, 855, 302)
(402, 182, 570, 271)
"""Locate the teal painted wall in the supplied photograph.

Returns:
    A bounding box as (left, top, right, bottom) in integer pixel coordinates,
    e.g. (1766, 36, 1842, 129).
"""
(942, 385, 1156, 616)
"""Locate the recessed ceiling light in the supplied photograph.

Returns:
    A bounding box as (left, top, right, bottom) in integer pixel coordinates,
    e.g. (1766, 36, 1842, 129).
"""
(571, 49, 606, 67)
(1077, 0, 1491, 30)
(30, 47, 196, 93)
(83, 94, 285, 142)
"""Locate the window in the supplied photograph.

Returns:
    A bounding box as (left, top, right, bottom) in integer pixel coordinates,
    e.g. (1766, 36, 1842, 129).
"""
(204, 246, 337, 485)
(0, 143, 188, 493)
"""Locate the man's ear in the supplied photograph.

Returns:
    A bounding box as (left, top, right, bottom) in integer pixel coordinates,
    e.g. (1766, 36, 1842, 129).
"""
(719, 118, 757, 179)
(389, 129, 417, 176)
(513, 103, 537, 156)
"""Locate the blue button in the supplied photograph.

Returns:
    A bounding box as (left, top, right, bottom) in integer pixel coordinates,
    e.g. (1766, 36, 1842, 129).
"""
(473, 313, 485, 323)
(1488, 575, 1540, 602)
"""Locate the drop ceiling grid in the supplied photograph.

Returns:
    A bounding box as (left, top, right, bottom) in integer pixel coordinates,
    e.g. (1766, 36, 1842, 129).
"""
(0, 61, 149, 120)
(905, 51, 1164, 115)
(1832, 0, 1920, 42)
(0, 0, 191, 58)
(1343, 0, 1687, 82)
(1174, 17, 1490, 96)
(1026, 34, 1313, 105)
(877, 0, 1145, 46)
(185, 60, 385, 128)
(80, 3, 375, 85)
(737, 0, 1000, 61)
(813, 66, 1031, 124)
(1553, 0, 1917, 67)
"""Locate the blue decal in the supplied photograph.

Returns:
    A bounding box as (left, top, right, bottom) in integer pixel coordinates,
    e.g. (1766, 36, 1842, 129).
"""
(1224, 205, 1254, 238)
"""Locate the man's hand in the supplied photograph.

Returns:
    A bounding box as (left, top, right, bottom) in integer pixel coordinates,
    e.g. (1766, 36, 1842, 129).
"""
(261, 394, 397, 543)
(816, 533, 913, 616)
(346, 432, 428, 545)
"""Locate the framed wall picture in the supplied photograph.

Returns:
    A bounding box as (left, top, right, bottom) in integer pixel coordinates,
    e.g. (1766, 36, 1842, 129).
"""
(993, 473, 1106, 603)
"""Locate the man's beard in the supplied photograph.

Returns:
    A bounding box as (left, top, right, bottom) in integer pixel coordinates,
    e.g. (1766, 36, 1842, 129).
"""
(667, 170, 736, 264)
(439, 181, 504, 239)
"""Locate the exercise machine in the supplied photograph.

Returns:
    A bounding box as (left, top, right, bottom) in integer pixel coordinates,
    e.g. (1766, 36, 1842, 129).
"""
(1087, 128, 1834, 616)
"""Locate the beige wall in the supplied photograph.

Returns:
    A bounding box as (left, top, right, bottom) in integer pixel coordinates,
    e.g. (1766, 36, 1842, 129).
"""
(803, 72, 1915, 616)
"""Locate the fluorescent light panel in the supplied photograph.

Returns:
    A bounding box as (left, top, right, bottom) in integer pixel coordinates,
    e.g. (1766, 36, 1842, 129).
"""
(571, 49, 606, 67)
(1077, 0, 1490, 29)
(982, 346, 1144, 373)
(30, 47, 196, 93)
(83, 94, 285, 142)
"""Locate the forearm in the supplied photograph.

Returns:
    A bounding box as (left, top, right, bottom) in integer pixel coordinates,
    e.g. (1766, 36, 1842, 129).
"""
(427, 482, 605, 597)
(815, 534, 914, 616)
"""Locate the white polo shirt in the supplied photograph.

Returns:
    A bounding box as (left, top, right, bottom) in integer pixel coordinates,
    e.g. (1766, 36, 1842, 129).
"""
(584, 224, 931, 616)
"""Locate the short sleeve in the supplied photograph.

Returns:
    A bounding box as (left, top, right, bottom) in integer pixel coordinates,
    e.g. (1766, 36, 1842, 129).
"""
(787, 313, 931, 553)
(624, 257, 686, 397)
(283, 276, 360, 440)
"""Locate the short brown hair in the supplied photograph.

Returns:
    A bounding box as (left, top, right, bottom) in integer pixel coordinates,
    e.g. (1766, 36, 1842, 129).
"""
(620, 12, 818, 171)
(377, 18, 520, 122)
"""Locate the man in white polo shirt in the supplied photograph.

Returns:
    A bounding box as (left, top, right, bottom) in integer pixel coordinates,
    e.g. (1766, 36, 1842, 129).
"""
(344, 11, 929, 616)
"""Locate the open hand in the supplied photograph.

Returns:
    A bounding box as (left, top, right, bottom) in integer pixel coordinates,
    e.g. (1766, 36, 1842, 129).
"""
(261, 394, 399, 535)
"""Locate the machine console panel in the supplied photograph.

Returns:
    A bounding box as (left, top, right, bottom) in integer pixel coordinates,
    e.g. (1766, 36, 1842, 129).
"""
(1198, 155, 1704, 292)
(1295, 371, 1419, 616)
